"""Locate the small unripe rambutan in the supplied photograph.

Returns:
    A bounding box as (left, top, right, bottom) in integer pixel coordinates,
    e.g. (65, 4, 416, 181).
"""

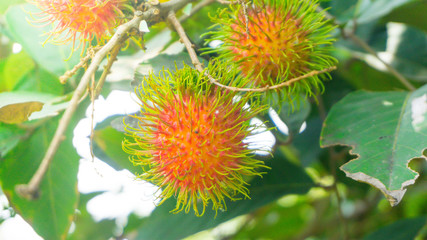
(122, 64, 268, 216)
(30, 0, 128, 49)
(205, 0, 336, 97)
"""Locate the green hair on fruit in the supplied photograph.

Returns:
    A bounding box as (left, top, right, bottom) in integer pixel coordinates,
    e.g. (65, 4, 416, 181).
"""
(205, 0, 337, 100)
(123, 63, 269, 216)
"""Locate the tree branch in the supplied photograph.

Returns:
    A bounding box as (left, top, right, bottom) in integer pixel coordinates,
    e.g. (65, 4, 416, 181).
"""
(167, 11, 336, 92)
(16, 0, 195, 200)
(59, 46, 101, 84)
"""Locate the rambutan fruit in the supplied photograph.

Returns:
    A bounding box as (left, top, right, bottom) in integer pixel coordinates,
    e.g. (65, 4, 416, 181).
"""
(205, 0, 336, 97)
(30, 0, 128, 49)
(122, 64, 268, 216)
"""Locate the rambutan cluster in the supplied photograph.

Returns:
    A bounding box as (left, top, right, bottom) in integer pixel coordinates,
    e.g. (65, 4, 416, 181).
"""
(31, 0, 128, 48)
(123, 64, 268, 216)
(206, 0, 336, 97)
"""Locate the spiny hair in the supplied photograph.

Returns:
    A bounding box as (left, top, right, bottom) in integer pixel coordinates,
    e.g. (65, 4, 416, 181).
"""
(123, 63, 269, 216)
(205, 0, 336, 102)
(30, 0, 130, 50)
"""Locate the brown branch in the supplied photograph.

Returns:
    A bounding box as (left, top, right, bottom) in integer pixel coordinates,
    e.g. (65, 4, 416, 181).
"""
(94, 43, 123, 99)
(59, 46, 101, 84)
(317, 7, 416, 91)
(167, 11, 336, 92)
(89, 43, 122, 163)
(15, 0, 195, 200)
(216, 0, 239, 4)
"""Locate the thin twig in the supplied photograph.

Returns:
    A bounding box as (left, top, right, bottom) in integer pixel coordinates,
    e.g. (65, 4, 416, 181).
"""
(239, 0, 250, 38)
(94, 43, 123, 99)
(89, 43, 122, 163)
(59, 46, 101, 84)
(89, 74, 96, 162)
(216, 0, 239, 4)
(347, 34, 415, 91)
(317, 7, 416, 91)
(291, 192, 381, 240)
(167, 11, 336, 92)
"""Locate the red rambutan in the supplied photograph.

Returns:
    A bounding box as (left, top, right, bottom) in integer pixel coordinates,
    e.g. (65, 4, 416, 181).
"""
(123, 64, 268, 216)
(206, 0, 336, 97)
(30, 0, 127, 49)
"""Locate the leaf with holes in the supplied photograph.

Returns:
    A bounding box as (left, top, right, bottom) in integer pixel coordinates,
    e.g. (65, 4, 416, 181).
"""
(320, 85, 427, 206)
(0, 91, 69, 123)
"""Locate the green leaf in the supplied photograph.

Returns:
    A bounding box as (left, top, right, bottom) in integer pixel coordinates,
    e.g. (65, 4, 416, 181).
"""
(321, 0, 359, 23)
(356, 0, 417, 24)
(320, 86, 427, 206)
(0, 123, 26, 157)
(136, 149, 314, 240)
(270, 94, 311, 139)
(383, 1, 427, 33)
(352, 23, 427, 82)
(0, 0, 24, 13)
(135, 52, 207, 78)
(292, 118, 324, 167)
(363, 216, 427, 240)
(0, 51, 35, 92)
(68, 193, 116, 240)
(0, 118, 79, 240)
(0, 91, 55, 107)
(4, 4, 81, 76)
(181, 2, 221, 43)
(337, 60, 411, 91)
(93, 126, 141, 173)
(14, 67, 65, 95)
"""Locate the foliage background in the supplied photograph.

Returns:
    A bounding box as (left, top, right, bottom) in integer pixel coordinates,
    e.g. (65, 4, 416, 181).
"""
(0, 0, 426, 239)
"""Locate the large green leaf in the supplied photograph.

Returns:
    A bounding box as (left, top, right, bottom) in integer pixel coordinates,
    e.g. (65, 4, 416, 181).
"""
(0, 118, 79, 240)
(269, 94, 311, 140)
(68, 193, 116, 240)
(0, 0, 24, 13)
(352, 23, 427, 82)
(384, 1, 427, 33)
(0, 51, 35, 92)
(135, 149, 314, 240)
(337, 60, 411, 91)
(93, 126, 141, 173)
(4, 4, 80, 76)
(320, 85, 427, 206)
(356, 0, 417, 24)
(321, 0, 358, 23)
(0, 123, 26, 157)
(363, 216, 427, 240)
(14, 67, 65, 95)
(292, 118, 324, 167)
